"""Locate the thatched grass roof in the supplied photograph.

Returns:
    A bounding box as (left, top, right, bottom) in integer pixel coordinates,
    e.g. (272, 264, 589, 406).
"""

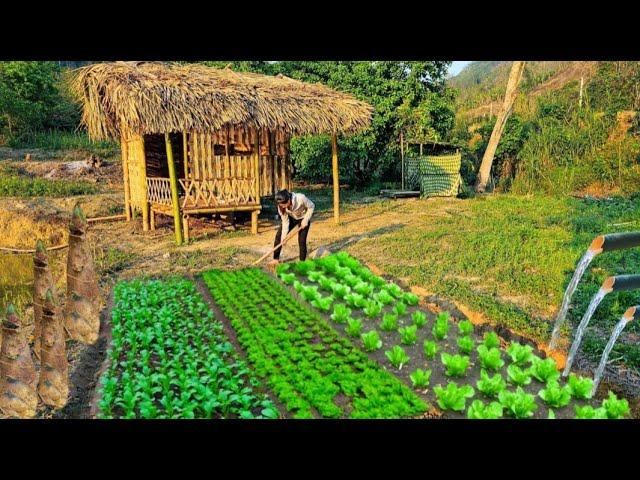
(71, 62, 373, 141)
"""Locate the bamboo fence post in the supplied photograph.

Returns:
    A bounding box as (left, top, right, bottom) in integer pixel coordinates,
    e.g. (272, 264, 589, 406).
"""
(140, 137, 150, 231)
(165, 134, 184, 245)
(183, 131, 189, 179)
(331, 133, 340, 224)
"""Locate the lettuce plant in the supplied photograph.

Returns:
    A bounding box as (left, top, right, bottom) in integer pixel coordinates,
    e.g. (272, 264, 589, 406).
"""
(294, 259, 316, 275)
(374, 290, 394, 306)
(434, 382, 475, 412)
(345, 292, 366, 308)
(361, 331, 382, 352)
(334, 265, 352, 280)
(385, 345, 410, 369)
(483, 331, 500, 349)
(308, 270, 324, 282)
(441, 353, 470, 377)
(507, 364, 532, 386)
(346, 318, 363, 338)
(331, 282, 351, 299)
(276, 262, 291, 275)
(410, 369, 432, 389)
(412, 311, 427, 328)
(403, 292, 419, 306)
(354, 281, 374, 297)
(393, 302, 408, 316)
(432, 313, 450, 340)
(538, 380, 572, 408)
(399, 325, 418, 345)
(318, 276, 334, 291)
(467, 400, 503, 419)
(476, 370, 506, 398)
(529, 357, 560, 384)
(458, 320, 474, 336)
(457, 335, 474, 354)
(601, 391, 630, 419)
(311, 296, 334, 312)
(280, 272, 296, 285)
(423, 340, 438, 360)
(547, 409, 555, 419)
(380, 312, 398, 332)
(363, 301, 383, 319)
(477, 345, 504, 371)
(574, 405, 608, 419)
(499, 387, 538, 419)
(567, 374, 594, 400)
(330, 304, 351, 324)
(385, 283, 403, 299)
(506, 342, 534, 366)
(301, 285, 321, 302)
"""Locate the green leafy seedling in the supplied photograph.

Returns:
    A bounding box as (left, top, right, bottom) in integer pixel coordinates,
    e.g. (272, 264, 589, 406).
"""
(476, 370, 506, 398)
(374, 290, 394, 306)
(441, 353, 470, 377)
(467, 400, 503, 419)
(457, 336, 474, 354)
(477, 345, 504, 371)
(385, 345, 410, 369)
(574, 405, 608, 419)
(393, 302, 408, 316)
(311, 295, 333, 312)
(403, 292, 419, 306)
(538, 380, 572, 408)
(363, 301, 383, 319)
(280, 272, 296, 285)
(506, 342, 534, 366)
(346, 318, 363, 338)
(530, 357, 560, 384)
(385, 283, 403, 299)
(601, 391, 630, 419)
(412, 311, 427, 328)
(507, 364, 532, 386)
(410, 369, 432, 389)
(331, 283, 351, 299)
(354, 281, 374, 297)
(330, 304, 352, 324)
(380, 312, 398, 332)
(483, 331, 500, 349)
(499, 387, 538, 419)
(458, 320, 474, 336)
(567, 374, 594, 400)
(434, 382, 475, 412)
(423, 340, 439, 360)
(399, 325, 418, 345)
(361, 330, 382, 352)
(432, 313, 450, 340)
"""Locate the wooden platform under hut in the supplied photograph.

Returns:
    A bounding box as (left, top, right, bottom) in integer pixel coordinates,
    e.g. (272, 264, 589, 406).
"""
(71, 62, 373, 244)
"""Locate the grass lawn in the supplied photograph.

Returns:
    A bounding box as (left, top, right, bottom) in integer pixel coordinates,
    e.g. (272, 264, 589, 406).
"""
(347, 193, 640, 370)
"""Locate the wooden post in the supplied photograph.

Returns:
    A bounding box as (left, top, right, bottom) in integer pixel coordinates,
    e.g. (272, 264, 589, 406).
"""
(251, 210, 259, 235)
(400, 132, 404, 190)
(182, 131, 189, 179)
(165, 134, 184, 246)
(182, 214, 190, 243)
(579, 76, 584, 108)
(254, 127, 261, 201)
(331, 133, 340, 224)
(140, 138, 150, 231)
(120, 134, 132, 221)
(420, 143, 423, 156)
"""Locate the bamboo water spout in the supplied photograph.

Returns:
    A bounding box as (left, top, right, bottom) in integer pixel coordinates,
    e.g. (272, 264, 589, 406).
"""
(563, 274, 640, 377)
(590, 305, 639, 397)
(0, 304, 38, 418)
(549, 232, 640, 350)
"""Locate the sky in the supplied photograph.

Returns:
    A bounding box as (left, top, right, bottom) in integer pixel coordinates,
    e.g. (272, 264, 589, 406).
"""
(448, 61, 472, 77)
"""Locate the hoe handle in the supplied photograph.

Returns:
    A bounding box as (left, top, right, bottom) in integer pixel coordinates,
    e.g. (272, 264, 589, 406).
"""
(253, 225, 302, 266)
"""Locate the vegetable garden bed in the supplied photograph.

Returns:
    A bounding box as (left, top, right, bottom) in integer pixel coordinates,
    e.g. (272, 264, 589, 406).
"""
(97, 277, 278, 419)
(275, 252, 631, 419)
(201, 268, 428, 418)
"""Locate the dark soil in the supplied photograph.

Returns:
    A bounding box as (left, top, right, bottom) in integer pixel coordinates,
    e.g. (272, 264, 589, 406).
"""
(282, 268, 607, 420)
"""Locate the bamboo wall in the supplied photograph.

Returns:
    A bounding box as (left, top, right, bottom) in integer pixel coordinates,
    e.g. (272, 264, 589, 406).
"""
(123, 132, 147, 215)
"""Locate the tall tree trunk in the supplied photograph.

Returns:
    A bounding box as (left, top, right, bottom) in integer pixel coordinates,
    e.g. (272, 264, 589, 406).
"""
(475, 61, 526, 193)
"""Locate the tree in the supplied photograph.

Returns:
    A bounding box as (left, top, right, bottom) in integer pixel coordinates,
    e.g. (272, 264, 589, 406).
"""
(475, 61, 526, 192)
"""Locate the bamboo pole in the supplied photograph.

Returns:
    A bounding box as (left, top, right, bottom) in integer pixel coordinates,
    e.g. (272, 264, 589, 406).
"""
(255, 128, 261, 201)
(165, 134, 184, 246)
(120, 134, 131, 221)
(183, 132, 189, 179)
(331, 133, 340, 224)
(140, 137, 149, 231)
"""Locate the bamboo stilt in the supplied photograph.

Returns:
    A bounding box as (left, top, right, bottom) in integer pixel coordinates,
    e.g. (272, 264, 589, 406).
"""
(165, 134, 184, 246)
(331, 133, 340, 224)
(251, 210, 259, 234)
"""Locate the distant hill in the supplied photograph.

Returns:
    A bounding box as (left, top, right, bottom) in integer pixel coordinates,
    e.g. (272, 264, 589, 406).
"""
(449, 61, 598, 117)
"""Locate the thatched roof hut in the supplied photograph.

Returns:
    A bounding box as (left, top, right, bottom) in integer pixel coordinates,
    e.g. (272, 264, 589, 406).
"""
(72, 62, 372, 244)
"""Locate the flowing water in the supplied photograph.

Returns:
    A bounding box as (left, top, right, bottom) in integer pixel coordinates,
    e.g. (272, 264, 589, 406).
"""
(590, 316, 630, 397)
(562, 287, 609, 377)
(549, 250, 597, 350)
